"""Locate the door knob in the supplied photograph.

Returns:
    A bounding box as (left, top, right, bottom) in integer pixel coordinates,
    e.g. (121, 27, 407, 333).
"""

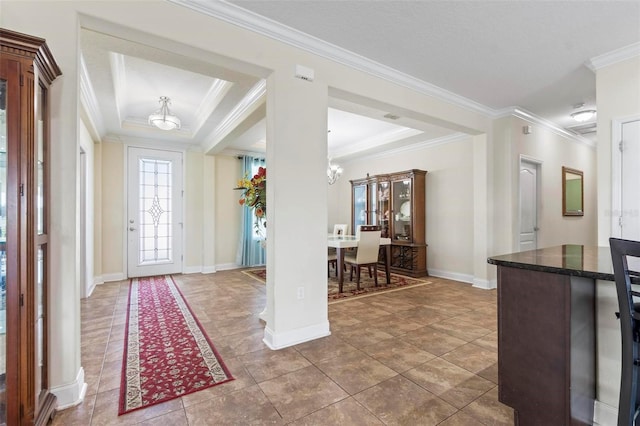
(129, 227, 136, 231)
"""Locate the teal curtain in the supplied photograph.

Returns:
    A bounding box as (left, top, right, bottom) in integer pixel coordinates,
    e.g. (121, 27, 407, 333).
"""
(236, 156, 266, 266)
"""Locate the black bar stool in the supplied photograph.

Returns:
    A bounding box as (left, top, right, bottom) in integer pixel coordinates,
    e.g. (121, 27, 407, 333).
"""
(609, 237, 640, 426)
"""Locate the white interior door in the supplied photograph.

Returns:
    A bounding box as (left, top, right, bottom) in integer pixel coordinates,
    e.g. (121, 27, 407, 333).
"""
(127, 147, 183, 277)
(620, 119, 640, 240)
(519, 160, 538, 252)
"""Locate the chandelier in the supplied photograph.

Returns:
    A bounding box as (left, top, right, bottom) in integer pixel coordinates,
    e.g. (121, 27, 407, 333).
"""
(327, 157, 343, 185)
(148, 96, 181, 131)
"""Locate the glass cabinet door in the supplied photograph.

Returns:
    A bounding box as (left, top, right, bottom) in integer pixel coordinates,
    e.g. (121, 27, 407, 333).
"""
(392, 178, 412, 241)
(377, 181, 390, 237)
(0, 29, 60, 425)
(34, 81, 48, 410)
(0, 78, 6, 426)
(369, 181, 378, 226)
(352, 183, 367, 231)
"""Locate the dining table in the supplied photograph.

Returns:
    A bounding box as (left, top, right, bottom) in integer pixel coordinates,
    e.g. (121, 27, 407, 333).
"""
(328, 234, 392, 293)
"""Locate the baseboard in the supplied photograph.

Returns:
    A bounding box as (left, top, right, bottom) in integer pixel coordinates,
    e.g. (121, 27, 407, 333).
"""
(428, 268, 474, 284)
(51, 367, 87, 410)
(102, 272, 126, 283)
(263, 321, 331, 350)
(202, 265, 217, 274)
(593, 399, 617, 426)
(85, 281, 97, 298)
(183, 265, 202, 274)
(93, 275, 104, 286)
(215, 263, 241, 271)
(473, 277, 496, 290)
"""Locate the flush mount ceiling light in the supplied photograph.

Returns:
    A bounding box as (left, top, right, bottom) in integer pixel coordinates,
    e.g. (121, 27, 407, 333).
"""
(148, 96, 181, 131)
(327, 157, 343, 185)
(570, 109, 596, 123)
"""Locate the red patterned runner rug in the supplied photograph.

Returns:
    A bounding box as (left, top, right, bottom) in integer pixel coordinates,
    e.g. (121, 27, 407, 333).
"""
(119, 275, 233, 415)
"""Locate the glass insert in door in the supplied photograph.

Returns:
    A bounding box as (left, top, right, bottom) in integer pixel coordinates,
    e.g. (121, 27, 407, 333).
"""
(138, 158, 173, 264)
(0, 79, 7, 424)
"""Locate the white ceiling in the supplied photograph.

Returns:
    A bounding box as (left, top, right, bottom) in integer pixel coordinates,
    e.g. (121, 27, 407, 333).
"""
(226, 0, 640, 129)
(80, 1, 640, 159)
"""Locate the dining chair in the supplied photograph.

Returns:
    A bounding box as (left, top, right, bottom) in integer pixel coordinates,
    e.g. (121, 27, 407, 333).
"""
(333, 223, 349, 236)
(344, 225, 381, 290)
(609, 237, 640, 426)
(328, 224, 349, 276)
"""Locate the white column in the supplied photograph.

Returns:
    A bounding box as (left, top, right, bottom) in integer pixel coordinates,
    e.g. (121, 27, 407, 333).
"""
(262, 67, 330, 349)
(472, 133, 495, 289)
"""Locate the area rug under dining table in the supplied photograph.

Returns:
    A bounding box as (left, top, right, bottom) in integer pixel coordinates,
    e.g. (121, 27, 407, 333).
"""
(244, 268, 431, 303)
(119, 275, 233, 415)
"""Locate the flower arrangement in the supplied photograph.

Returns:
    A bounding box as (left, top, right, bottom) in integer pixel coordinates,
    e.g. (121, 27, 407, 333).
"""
(235, 166, 266, 224)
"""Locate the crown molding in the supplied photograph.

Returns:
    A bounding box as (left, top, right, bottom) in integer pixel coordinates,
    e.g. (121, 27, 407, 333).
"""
(171, 0, 597, 152)
(207, 79, 266, 148)
(586, 42, 640, 72)
(169, 0, 495, 118)
(194, 79, 233, 131)
(511, 108, 596, 149)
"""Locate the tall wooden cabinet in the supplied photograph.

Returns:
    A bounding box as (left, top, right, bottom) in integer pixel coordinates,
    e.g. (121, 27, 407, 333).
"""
(351, 169, 428, 277)
(1, 28, 61, 425)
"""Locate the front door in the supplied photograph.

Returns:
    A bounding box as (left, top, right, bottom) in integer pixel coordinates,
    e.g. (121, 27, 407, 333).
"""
(127, 147, 183, 277)
(519, 160, 538, 252)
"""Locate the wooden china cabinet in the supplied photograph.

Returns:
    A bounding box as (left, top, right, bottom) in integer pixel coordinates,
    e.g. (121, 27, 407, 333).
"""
(1, 28, 61, 425)
(351, 169, 428, 277)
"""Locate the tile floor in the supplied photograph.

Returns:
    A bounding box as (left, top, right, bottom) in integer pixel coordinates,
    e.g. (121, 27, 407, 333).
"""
(52, 269, 513, 425)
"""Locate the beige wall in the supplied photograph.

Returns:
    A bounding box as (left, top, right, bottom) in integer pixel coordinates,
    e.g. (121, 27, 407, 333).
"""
(100, 142, 125, 277)
(98, 147, 228, 276)
(328, 120, 597, 284)
(2, 0, 631, 406)
(597, 56, 640, 244)
(492, 116, 597, 255)
(215, 155, 243, 267)
(594, 57, 640, 413)
(328, 137, 476, 281)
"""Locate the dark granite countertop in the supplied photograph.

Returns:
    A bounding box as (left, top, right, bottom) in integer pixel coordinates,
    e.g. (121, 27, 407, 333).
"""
(487, 245, 614, 281)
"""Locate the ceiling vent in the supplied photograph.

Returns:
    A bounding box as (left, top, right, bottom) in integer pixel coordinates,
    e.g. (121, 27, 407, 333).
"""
(567, 122, 597, 135)
(384, 113, 400, 120)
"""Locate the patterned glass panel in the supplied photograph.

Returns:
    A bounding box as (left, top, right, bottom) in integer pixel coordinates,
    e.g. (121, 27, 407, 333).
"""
(138, 158, 172, 264)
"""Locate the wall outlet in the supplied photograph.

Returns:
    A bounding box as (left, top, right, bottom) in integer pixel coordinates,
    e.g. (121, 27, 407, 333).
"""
(297, 287, 305, 300)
